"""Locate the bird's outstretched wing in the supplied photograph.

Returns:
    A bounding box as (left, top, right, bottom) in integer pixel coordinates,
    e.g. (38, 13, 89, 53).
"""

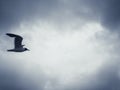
(6, 33, 23, 48)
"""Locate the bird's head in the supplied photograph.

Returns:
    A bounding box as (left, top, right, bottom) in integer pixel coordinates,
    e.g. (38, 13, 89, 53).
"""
(24, 48, 29, 51)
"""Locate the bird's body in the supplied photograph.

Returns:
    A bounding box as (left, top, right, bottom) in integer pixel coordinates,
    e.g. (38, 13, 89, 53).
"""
(6, 33, 29, 52)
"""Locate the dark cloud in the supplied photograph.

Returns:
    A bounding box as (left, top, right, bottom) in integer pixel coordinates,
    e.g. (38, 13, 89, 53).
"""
(0, 57, 48, 90)
(84, 0, 120, 31)
(60, 0, 120, 31)
(0, 63, 37, 90)
(1, 0, 120, 32)
(64, 62, 120, 90)
(0, 0, 60, 31)
(85, 63, 120, 90)
(98, 0, 120, 30)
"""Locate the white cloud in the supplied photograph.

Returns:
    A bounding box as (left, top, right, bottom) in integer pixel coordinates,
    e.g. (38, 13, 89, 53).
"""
(3, 20, 117, 90)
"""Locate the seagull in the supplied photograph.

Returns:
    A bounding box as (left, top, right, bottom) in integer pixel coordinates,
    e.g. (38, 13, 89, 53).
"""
(6, 33, 29, 52)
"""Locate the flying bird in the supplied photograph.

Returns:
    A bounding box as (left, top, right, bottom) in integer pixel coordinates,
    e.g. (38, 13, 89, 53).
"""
(6, 33, 29, 52)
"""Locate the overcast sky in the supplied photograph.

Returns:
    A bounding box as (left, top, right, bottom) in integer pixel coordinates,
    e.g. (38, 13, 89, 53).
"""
(0, 0, 120, 90)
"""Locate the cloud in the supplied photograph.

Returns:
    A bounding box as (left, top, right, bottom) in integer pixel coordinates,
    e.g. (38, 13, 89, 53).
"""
(0, 52, 51, 90)
(0, 0, 60, 31)
(80, 62, 120, 90)
(1, 0, 120, 32)
(10, 21, 120, 90)
(1, 0, 120, 90)
(82, 0, 120, 31)
(48, 0, 120, 32)
(0, 58, 37, 90)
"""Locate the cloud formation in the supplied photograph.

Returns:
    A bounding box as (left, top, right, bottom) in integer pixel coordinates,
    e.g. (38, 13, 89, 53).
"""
(0, 0, 120, 90)
(1, 0, 120, 31)
(0, 0, 60, 31)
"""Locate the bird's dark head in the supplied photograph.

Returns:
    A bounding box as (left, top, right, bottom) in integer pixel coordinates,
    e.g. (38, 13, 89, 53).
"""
(24, 48, 29, 51)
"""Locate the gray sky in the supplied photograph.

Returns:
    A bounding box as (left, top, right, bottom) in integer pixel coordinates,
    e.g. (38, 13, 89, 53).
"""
(0, 0, 120, 90)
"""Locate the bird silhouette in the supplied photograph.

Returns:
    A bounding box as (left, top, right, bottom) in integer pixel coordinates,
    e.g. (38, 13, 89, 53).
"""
(6, 33, 29, 52)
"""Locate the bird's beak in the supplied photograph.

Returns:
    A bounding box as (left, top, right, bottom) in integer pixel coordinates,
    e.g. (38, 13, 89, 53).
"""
(27, 49, 30, 51)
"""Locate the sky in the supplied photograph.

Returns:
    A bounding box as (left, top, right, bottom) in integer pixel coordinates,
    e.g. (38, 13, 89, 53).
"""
(0, 0, 120, 90)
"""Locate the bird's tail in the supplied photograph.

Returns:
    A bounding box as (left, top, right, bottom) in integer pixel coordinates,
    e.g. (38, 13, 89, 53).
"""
(7, 49, 14, 52)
